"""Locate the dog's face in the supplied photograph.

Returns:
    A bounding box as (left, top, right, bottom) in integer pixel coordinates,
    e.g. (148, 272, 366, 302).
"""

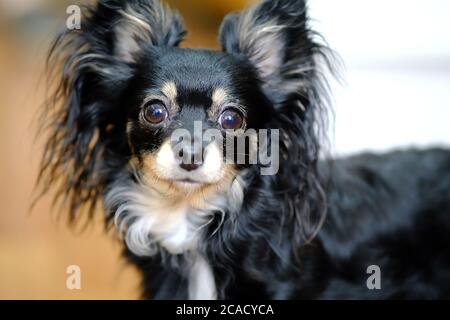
(42, 0, 327, 241)
(125, 47, 273, 196)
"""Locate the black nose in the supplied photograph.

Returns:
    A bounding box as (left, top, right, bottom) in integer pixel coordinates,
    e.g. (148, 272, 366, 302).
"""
(178, 144, 203, 172)
(179, 163, 200, 172)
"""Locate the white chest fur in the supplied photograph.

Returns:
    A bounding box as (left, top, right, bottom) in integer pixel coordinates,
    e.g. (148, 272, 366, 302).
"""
(105, 177, 244, 300)
(188, 253, 218, 300)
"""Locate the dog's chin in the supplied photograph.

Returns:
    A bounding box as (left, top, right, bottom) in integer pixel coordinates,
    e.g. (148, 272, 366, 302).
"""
(151, 172, 235, 198)
(146, 171, 223, 195)
(171, 178, 210, 191)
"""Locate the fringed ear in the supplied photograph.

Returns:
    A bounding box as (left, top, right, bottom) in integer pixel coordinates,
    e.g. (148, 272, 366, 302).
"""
(220, 0, 332, 249)
(114, 1, 186, 62)
(37, 0, 186, 225)
(219, 0, 326, 105)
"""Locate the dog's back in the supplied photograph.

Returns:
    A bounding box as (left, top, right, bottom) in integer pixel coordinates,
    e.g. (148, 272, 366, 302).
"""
(316, 148, 450, 299)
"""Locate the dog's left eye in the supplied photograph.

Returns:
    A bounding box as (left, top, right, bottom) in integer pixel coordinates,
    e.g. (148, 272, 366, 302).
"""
(143, 101, 168, 124)
(219, 109, 245, 130)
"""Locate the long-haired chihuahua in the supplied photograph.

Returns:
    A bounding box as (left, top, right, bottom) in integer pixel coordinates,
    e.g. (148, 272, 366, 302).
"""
(38, 0, 450, 299)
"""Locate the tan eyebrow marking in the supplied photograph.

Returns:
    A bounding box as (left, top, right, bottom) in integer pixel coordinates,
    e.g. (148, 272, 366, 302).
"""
(209, 88, 229, 118)
(162, 81, 178, 102)
(212, 88, 228, 106)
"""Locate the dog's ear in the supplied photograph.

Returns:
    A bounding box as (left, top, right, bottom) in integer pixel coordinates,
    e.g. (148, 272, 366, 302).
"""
(113, 0, 186, 62)
(220, 0, 331, 248)
(219, 0, 323, 105)
(37, 0, 186, 224)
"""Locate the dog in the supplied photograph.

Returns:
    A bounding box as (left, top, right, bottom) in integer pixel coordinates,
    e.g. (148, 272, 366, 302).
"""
(38, 0, 450, 299)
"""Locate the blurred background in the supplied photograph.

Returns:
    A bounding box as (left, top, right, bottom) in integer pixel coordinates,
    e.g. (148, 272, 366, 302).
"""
(0, 0, 449, 299)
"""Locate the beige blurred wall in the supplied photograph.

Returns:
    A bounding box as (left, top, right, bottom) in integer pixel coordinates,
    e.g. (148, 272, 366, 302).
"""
(0, 0, 249, 300)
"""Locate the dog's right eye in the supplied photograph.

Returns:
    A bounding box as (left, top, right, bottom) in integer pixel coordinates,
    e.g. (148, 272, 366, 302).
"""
(143, 101, 168, 125)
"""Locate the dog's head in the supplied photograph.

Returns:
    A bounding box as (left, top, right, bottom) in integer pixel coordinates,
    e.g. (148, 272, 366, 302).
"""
(124, 47, 272, 197)
(39, 0, 330, 242)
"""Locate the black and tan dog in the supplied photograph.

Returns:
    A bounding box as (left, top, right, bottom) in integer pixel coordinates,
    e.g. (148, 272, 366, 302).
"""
(39, 0, 450, 299)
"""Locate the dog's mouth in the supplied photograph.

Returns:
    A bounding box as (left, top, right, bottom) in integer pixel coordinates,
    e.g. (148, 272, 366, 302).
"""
(138, 139, 237, 193)
(171, 177, 215, 190)
(175, 178, 202, 185)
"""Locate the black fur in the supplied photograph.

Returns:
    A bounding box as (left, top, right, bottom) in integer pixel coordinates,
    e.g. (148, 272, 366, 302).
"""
(38, 0, 450, 299)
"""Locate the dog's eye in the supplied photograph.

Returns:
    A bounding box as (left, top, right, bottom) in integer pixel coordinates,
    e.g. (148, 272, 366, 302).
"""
(143, 101, 168, 124)
(219, 109, 245, 130)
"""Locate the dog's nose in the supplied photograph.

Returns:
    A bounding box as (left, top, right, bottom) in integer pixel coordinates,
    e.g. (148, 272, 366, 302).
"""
(180, 163, 200, 172)
(178, 144, 203, 172)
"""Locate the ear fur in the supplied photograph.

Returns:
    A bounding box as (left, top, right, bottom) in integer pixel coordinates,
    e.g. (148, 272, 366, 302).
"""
(219, 0, 327, 106)
(220, 0, 333, 247)
(37, 0, 186, 224)
(114, 1, 186, 62)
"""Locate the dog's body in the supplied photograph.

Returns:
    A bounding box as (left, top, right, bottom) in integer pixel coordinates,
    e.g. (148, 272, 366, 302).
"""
(39, 0, 450, 299)
(127, 148, 450, 299)
(318, 149, 450, 299)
